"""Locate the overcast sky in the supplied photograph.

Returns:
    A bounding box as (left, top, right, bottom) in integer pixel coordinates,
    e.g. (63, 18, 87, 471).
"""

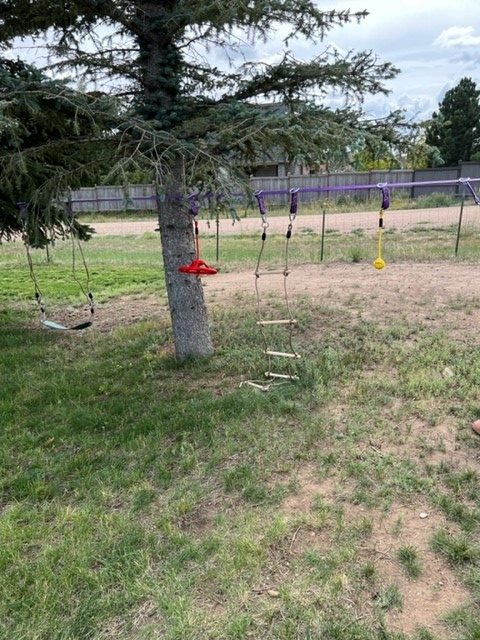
(228, 0, 480, 121)
(8, 0, 480, 122)
(303, 0, 480, 120)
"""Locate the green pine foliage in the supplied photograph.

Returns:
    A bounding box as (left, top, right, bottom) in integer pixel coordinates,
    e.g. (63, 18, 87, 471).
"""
(0, 1, 408, 229)
(0, 58, 118, 245)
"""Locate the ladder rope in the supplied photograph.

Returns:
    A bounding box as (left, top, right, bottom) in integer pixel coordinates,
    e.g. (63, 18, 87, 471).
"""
(242, 189, 300, 390)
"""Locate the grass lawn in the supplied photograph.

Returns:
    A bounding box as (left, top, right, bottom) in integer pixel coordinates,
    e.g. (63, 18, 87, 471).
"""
(1, 225, 480, 639)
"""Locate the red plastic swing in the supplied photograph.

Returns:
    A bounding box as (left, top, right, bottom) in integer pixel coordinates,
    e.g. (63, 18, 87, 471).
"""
(179, 199, 217, 276)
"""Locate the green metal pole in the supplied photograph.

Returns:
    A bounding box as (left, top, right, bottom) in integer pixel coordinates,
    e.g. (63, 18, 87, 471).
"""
(320, 208, 326, 262)
(454, 194, 465, 257)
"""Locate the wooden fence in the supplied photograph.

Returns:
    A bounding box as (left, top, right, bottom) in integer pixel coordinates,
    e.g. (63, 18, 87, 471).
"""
(68, 162, 480, 212)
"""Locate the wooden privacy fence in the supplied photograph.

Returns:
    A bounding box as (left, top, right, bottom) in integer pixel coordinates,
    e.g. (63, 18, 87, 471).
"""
(69, 184, 158, 213)
(68, 162, 480, 212)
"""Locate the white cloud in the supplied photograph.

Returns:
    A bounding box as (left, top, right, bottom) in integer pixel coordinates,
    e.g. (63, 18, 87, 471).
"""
(434, 26, 480, 48)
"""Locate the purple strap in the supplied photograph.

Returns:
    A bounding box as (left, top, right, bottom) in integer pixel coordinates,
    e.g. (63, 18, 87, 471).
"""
(378, 184, 390, 210)
(188, 195, 200, 216)
(290, 189, 298, 215)
(249, 177, 480, 198)
(461, 178, 480, 205)
(255, 191, 267, 216)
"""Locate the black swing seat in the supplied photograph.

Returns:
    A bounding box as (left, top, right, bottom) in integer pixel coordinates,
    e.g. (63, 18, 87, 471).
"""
(41, 319, 93, 331)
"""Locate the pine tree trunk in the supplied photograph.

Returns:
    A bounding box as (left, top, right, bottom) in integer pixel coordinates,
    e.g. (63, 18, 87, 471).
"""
(134, 3, 214, 358)
(157, 159, 214, 359)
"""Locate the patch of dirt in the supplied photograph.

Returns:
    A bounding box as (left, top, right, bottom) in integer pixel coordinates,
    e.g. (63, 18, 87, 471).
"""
(364, 506, 469, 639)
(281, 465, 339, 517)
(40, 262, 480, 345)
(204, 261, 480, 346)
(91, 206, 470, 237)
(279, 465, 470, 639)
(366, 415, 463, 466)
(93, 293, 168, 333)
(97, 599, 165, 639)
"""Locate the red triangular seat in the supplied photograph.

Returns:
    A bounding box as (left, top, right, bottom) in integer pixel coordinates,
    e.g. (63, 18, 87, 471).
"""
(178, 259, 217, 275)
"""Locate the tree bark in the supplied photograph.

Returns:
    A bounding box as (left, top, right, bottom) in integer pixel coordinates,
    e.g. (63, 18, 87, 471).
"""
(157, 159, 214, 359)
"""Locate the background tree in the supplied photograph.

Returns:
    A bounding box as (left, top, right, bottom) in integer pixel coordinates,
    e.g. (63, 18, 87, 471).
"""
(402, 135, 443, 169)
(425, 77, 480, 167)
(352, 137, 400, 170)
(0, 1, 406, 358)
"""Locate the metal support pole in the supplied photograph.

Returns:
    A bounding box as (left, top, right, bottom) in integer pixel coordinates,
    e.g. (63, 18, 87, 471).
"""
(320, 208, 326, 262)
(455, 194, 465, 257)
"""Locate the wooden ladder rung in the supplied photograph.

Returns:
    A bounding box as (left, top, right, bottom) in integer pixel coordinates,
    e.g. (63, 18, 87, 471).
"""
(242, 381, 270, 391)
(265, 372, 299, 380)
(257, 319, 297, 326)
(265, 350, 301, 359)
(255, 270, 289, 276)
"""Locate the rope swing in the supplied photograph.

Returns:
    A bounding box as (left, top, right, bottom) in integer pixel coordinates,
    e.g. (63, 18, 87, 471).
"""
(18, 202, 95, 331)
(178, 195, 217, 276)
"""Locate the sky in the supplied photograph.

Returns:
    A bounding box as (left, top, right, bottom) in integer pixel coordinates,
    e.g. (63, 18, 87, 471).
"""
(7, 0, 480, 123)
(226, 0, 480, 121)
(285, 0, 480, 121)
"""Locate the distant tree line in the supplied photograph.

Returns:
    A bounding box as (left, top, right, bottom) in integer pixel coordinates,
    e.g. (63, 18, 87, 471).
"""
(353, 77, 480, 172)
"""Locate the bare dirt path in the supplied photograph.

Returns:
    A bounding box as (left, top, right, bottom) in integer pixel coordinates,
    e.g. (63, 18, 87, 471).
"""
(91, 205, 478, 237)
(96, 261, 480, 346)
(204, 261, 480, 342)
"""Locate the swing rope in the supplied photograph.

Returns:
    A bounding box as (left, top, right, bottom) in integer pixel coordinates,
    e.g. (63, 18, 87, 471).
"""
(373, 184, 390, 270)
(19, 202, 47, 322)
(65, 202, 95, 322)
(18, 201, 94, 331)
(178, 195, 217, 276)
(242, 189, 300, 391)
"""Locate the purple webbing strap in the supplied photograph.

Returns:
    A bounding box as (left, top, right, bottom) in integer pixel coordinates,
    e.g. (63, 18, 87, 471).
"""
(461, 179, 480, 205)
(188, 195, 200, 216)
(17, 201, 28, 221)
(378, 184, 390, 210)
(247, 177, 480, 198)
(255, 191, 267, 216)
(290, 189, 298, 215)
